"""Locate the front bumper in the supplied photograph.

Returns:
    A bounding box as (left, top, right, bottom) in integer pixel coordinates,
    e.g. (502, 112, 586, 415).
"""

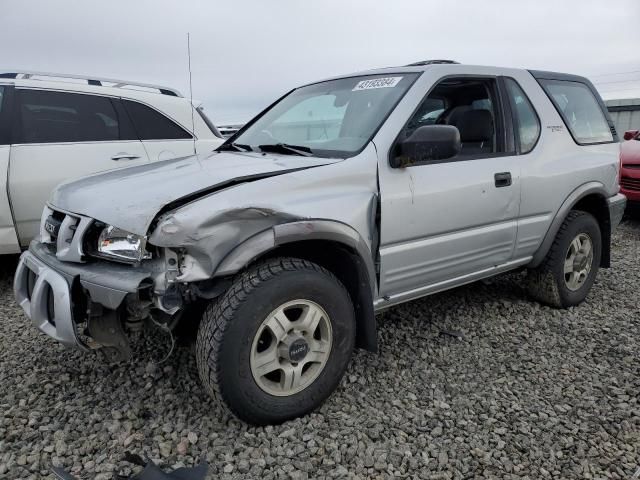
(14, 249, 83, 349)
(608, 193, 627, 231)
(14, 241, 157, 350)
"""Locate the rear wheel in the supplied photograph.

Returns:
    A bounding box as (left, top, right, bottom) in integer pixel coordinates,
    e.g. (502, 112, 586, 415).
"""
(196, 257, 355, 425)
(527, 210, 602, 308)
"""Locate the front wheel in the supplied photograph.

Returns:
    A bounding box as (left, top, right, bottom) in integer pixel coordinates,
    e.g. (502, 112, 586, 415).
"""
(527, 210, 602, 308)
(196, 257, 355, 425)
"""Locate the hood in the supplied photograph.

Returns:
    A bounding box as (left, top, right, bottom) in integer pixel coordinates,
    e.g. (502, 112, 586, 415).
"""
(50, 151, 342, 235)
(621, 138, 640, 165)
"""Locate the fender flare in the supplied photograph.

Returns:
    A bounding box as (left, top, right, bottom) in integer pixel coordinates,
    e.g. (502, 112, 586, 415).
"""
(528, 182, 611, 268)
(216, 220, 376, 291)
(215, 219, 379, 352)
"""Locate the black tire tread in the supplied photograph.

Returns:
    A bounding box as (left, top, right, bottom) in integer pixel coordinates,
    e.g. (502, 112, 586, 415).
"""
(527, 210, 594, 308)
(195, 257, 349, 422)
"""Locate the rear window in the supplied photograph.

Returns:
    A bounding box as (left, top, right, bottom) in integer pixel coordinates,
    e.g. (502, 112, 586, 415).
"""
(539, 79, 613, 145)
(122, 100, 192, 140)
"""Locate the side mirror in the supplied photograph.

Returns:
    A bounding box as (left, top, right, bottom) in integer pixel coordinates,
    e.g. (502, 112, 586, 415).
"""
(623, 130, 639, 141)
(391, 125, 461, 168)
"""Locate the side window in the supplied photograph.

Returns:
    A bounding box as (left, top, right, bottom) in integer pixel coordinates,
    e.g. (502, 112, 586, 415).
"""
(505, 78, 540, 154)
(539, 79, 613, 144)
(406, 97, 445, 131)
(0, 86, 7, 145)
(122, 100, 192, 140)
(16, 90, 122, 144)
(400, 77, 504, 161)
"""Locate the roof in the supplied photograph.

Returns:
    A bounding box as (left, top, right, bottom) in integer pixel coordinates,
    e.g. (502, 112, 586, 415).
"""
(307, 62, 531, 88)
(0, 70, 183, 97)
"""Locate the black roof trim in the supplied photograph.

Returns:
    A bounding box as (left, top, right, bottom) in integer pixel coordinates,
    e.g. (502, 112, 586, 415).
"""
(406, 60, 459, 66)
(528, 69, 591, 83)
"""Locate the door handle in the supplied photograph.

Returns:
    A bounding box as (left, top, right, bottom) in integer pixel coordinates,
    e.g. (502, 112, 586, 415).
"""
(111, 153, 141, 161)
(494, 172, 512, 188)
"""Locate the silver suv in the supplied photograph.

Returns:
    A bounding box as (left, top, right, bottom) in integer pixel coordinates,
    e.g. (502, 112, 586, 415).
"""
(14, 61, 626, 424)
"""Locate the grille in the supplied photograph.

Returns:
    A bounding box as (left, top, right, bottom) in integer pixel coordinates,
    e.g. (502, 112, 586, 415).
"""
(622, 164, 640, 170)
(45, 210, 65, 244)
(40, 207, 92, 262)
(44, 210, 79, 253)
(620, 176, 640, 192)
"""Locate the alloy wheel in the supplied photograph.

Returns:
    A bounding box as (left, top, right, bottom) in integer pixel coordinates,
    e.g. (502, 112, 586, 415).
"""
(250, 299, 333, 396)
(564, 233, 594, 291)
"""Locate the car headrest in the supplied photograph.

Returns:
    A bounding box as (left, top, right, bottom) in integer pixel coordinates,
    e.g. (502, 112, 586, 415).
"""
(456, 109, 494, 142)
(437, 105, 471, 125)
(446, 105, 472, 126)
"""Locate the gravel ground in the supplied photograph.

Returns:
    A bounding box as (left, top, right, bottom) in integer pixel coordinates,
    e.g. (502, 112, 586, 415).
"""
(1, 219, 639, 480)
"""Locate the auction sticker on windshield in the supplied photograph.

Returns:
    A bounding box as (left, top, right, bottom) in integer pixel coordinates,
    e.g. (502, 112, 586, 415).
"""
(353, 77, 403, 91)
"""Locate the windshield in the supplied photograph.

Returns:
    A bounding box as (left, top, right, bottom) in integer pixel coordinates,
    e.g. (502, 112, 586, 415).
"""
(229, 73, 419, 158)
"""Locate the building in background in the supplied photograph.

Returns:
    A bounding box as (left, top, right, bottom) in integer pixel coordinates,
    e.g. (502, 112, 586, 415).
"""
(606, 98, 640, 137)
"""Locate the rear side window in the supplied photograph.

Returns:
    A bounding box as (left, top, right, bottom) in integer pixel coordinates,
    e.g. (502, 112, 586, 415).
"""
(505, 78, 540, 153)
(122, 100, 192, 140)
(0, 86, 7, 145)
(539, 79, 613, 144)
(16, 90, 122, 144)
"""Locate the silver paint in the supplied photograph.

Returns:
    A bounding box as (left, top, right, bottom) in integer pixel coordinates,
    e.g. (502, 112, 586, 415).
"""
(18, 63, 625, 353)
(50, 151, 344, 236)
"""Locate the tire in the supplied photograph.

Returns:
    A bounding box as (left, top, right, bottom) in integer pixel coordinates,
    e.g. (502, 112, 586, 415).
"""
(527, 210, 602, 308)
(196, 257, 356, 425)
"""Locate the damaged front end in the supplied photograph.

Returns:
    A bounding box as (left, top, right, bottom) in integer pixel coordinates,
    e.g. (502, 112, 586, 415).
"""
(14, 238, 189, 363)
(15, 147, 379, 363)
(13, 205, 301, 364)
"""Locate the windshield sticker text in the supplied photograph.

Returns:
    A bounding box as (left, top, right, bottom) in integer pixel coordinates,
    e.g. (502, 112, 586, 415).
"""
(353, 77, 403, 91)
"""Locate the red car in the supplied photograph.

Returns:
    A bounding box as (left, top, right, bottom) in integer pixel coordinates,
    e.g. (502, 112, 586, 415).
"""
(621, 129, 640, 206)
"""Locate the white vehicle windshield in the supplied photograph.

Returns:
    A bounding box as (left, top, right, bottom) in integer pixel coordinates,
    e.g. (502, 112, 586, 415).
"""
(227, 73, 419, 158)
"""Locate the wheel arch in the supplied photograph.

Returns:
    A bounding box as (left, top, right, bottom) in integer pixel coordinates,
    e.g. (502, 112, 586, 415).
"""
(215, 220, 379, 352)
(529, 182, 612, 269)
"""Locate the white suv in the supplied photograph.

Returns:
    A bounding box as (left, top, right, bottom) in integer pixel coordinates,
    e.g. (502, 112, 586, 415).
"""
(0, 71, 224, 253)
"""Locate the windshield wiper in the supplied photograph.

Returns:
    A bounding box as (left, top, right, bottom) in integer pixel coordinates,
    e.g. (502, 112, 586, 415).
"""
(218, 142, 253, 152)
(258, 143, 313, 157)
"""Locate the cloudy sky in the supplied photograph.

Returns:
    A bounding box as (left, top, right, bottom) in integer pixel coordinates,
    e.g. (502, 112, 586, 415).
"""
(2, 0, 639, 124)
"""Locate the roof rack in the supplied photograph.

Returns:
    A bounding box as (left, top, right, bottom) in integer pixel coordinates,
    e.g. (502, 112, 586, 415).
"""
(405, 60, 460, 66)
(0, 70, 182, 97)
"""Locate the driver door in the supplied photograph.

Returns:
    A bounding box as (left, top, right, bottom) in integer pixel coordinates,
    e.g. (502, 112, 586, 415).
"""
(378, 75, 521, 298)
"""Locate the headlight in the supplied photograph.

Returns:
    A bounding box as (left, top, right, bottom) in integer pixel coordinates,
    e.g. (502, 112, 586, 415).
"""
(97, 225, 152, 263)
